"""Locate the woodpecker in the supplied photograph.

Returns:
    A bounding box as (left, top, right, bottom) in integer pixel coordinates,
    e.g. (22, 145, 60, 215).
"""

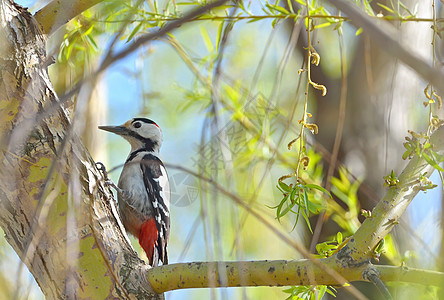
(99, 118, 170, 266)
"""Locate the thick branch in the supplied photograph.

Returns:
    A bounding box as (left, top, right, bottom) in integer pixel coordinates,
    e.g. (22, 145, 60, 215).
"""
(375, 265, 444, 287)
(147, 259, 358, 293)
(147, 260, 444, 293)
(327, 0, 444, 95)
(34, 0, 104, 34)
(340, 126, 444, 262)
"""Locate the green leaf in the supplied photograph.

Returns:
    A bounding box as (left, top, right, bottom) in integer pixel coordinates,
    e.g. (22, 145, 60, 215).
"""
(278, 181, 292, 192)
(317, 285, 327, 300)
(293, 0, 306, 6)
(314, 22, 331, 29)
(423, 152, 444, 172)
(268, 193, 288, 209)
(271, 17, 280, 28)
(316, 242, 337, 256)
(303, 190, 310, 218)
(266, 3, 290, 15)
(273, 5, 290, 15)
(279, 201, 297, 220)
(85, 34, 98, 51)
(302, 210, 312, 233)
(336, 232, 343, 244)
(200, 26, 214, 52)
(246, 17, 264, 24)
(307, 199, 323, 214)
(402, 149, 412, 160)
(305, 183, 332, 197)
(399, 2, 415, 16)
(333, 21, 343, 31)
(294, 203, 302, 230)
(65, 42, 74, 60)
(375, 238, 385, 253)
(127, 21, 143, 42)
(327, 286, 337, 297)
(276, 195, 289, 222)
(290, 187, 298, 202)
(363, 0, 376, 16)
(84, 24, 95, 35)
(377, 3, 395, 13)
(287, 0, 295, 13)
(216, 21, 224, 50)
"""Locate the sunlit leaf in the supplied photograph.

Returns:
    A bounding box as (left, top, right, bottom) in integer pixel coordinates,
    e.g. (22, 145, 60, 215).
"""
(216, 21, 224, 50)
(314, 22, 331, 29)
(423, 152, 444, 172)
(336, 232, 343, 245)
(317, 285, 327, 300)
(377, 3, 395, 14)
(278, 181, 292, 192)
(200, 26, 214, 52)
(305, 183, 332, 197)
(302, 210, 312, 233)
(127, 21, 143, 42)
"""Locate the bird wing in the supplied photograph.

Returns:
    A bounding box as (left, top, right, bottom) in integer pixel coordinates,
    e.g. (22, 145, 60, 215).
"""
(140, 153, 170, 265)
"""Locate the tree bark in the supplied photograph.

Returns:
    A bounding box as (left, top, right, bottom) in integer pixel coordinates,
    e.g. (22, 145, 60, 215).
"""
(0, 1, 160, 299)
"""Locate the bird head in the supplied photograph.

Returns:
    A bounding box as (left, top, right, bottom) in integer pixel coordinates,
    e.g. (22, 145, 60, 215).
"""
(99, 118, 162, 152)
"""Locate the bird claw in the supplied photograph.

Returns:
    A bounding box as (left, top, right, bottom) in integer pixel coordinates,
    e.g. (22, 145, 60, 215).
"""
(96, 162, 110, 181)
(95, 162, 128, 198)
(105, 179, 118, 190)
(105, 180, 127, 199)
(96, 162, 120, 192)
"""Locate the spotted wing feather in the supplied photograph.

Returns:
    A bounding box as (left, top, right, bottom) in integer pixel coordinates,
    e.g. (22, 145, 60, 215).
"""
(140, 154, 170, 266)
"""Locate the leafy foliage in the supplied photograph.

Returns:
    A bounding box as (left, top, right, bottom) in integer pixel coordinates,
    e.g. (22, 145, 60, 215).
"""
(274, 178, 330, 232)
(283, 284, 337, 300)
(315, 232, 345, 258)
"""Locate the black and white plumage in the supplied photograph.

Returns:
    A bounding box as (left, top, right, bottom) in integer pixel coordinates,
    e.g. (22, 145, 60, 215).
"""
(99, 118, 170, 266)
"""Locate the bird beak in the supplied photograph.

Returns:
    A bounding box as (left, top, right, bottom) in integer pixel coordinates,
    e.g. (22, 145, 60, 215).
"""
(98, 125, 128, 136)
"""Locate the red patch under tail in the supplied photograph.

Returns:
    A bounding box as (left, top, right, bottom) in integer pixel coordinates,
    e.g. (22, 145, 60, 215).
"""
(139, 218, 158, 266)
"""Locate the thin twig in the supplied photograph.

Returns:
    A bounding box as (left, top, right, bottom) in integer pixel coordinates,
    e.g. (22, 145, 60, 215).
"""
(89, 14, 444, 24)
(12, 0, 231, 152)
(310, 12, 348, 252)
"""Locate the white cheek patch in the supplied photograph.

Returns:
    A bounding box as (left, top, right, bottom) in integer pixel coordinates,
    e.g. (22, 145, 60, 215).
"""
(138, 124, 162, 142)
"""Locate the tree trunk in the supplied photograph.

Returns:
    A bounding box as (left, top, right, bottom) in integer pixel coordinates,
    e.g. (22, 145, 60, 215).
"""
(0, 1, 160, 298)
(1, 1, 444, 299)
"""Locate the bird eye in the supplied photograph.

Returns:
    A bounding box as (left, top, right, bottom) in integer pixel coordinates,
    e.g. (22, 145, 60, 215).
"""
(133, 122, 142, 128)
